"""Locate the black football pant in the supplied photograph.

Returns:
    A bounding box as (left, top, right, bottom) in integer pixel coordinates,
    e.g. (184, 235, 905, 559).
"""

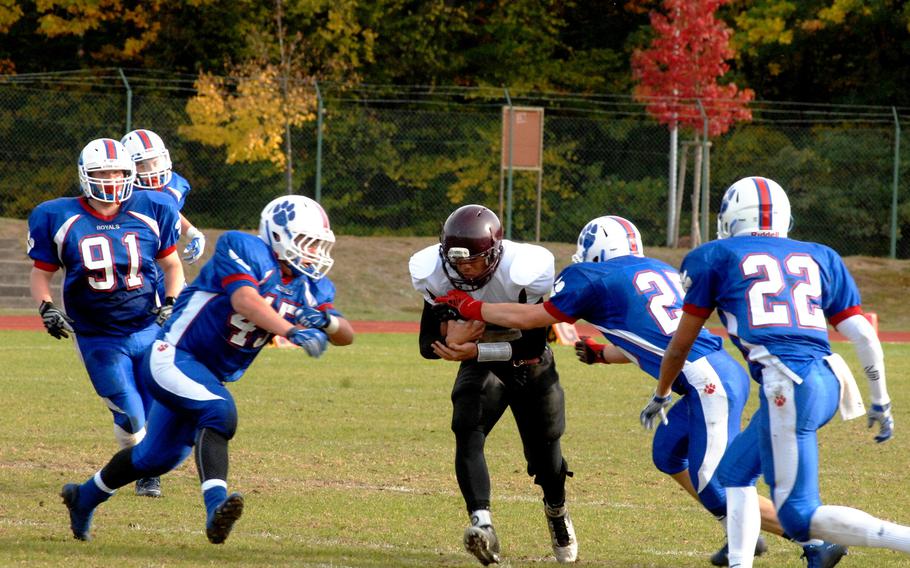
(450, 348, 568, 513)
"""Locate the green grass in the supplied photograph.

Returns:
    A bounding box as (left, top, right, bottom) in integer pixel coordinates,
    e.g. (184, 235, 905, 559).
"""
(2, 331, 910, 567)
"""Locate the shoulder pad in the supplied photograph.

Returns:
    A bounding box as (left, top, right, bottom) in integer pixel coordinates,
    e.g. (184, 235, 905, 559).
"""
(508, 243, 554, 287)
(409, 244, 442, 291)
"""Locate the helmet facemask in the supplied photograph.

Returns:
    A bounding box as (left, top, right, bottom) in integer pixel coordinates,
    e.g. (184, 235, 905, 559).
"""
(121, 129, 173, 190)
(440, 243, 503, 291)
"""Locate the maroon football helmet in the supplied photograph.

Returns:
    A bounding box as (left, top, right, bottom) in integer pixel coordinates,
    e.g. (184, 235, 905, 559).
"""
(439, 205, 504, 291)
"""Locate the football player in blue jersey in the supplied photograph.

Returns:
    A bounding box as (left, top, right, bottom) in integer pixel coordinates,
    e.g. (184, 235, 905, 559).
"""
(59, 195, 354, 544)
(410, 205, 577, 565)
(436, 215, 845, 566)
(121, 129, 206, 268)
(654, 176, 910, 567)
(28, 138, 185, 499)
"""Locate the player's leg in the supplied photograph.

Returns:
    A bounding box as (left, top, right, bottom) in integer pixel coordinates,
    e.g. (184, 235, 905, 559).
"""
(452, 361, 507, 565)
(146, 340, 243, 544)
(126, 325, 167, 497)
(76, 334, 148, 449)
(511, 351, 577, 563)
(61, 399, 194, 541)
(783, 362, 910, 555)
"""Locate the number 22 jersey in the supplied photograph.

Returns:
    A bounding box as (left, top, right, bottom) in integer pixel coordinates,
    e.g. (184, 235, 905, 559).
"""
(679, 236, 862, 377)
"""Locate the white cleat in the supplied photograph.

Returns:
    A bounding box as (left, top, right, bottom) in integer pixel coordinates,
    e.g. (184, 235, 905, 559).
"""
(545, 501, 578, 563)
(464, 523, 501, 565)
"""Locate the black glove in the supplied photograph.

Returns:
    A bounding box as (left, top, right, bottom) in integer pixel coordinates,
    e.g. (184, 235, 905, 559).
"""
(153, 296, 177, 327)
(39, 300, 74, 340)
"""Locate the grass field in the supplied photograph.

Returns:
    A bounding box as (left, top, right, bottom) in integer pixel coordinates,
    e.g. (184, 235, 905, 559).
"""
(2, 330, 910, 567)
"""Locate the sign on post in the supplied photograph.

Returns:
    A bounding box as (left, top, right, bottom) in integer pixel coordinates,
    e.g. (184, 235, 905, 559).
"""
(500, 106, 544, 240)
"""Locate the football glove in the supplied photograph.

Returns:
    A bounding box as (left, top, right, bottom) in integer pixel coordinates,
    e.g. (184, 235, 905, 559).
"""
(575, 336, 608, 364)
(182, 227, 206, 264)
(153, 296, 177, 327)
(294, 306, 339, 334)
(640, 392, 672, 430)
(434, 289, 484, 321)
(38, 300, 74, 340)
(286, 327, 328, 358)
(868, 402, 894, 443)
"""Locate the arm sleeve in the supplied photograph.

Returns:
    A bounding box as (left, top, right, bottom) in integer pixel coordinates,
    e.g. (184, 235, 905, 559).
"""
(835, 313, 889, 406)
(418, 300, 444, 360)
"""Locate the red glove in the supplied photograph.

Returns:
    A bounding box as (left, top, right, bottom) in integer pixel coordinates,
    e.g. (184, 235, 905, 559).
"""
(575, 336, 608, 364)
(434, 289, 485, 321)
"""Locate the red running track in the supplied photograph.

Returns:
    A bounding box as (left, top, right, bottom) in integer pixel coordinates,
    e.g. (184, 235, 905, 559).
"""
(3, 316, 909, 342)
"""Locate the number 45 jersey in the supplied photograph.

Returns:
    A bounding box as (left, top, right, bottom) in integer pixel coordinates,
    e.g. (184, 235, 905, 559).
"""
(679, 236, 861, 374)
(27, 192, 181, 336)
(160, 230, 340, 383)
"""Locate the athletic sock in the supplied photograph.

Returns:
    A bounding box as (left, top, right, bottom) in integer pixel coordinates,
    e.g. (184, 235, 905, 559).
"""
(811, 505, 910, 553)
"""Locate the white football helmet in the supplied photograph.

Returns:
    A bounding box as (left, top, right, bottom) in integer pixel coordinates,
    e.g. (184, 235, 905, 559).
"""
(572, 215, 644, 263)
(121, 129, 173, 189)
(78, 138, 136, 204)
(717, 176, 792, 239)
(259, 195, 335, 279)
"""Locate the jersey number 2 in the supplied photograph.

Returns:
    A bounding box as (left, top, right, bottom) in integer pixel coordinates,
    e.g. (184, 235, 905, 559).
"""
(742, 253, 825, 330)
(634, 270, 685, 335)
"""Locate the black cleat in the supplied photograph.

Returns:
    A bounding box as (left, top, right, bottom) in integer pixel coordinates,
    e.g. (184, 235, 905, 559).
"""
(206, 493, 244, 544)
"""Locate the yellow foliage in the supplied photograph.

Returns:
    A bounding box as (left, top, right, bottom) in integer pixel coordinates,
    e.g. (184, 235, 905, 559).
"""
(181, 66, 317, 170)
(0, 2, 24, 33)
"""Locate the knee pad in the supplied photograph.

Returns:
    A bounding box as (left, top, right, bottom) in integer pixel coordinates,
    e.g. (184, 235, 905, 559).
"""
(113, 424, 146, 449)
(197, 398, 238, 439)
(777, 502, 817, 542)
(531, 457, 572, 486)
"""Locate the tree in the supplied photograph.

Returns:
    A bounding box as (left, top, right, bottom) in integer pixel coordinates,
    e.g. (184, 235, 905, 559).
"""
(631, 0, 753, 247)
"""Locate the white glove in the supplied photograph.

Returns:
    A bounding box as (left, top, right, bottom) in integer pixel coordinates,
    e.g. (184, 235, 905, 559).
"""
(182, 226, 206, 264)
(640, 392, 672, 430)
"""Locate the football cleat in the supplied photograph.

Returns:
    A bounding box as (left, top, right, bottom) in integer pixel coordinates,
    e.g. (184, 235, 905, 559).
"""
(60, 483, 94, 541)
(710, 536, 768, 566)
(544, 501, 578, 563)
(206, 492, 244, 544)
(135, 477, 162, 498)
(802, 542, 848, 568)
(463, 523, 501, 565)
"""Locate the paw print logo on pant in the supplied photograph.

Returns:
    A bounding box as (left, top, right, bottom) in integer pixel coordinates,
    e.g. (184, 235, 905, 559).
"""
(774, 394, 787, 407)
(704, 383, 716, 395)
(272, 201, 296, 226)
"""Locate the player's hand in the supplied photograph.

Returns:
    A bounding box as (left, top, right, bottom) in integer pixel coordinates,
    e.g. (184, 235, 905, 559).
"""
(431, 302, 460, 323)
(575, 336, 608, 364)
(38, 300, 74, 340)
(640, 392, 672, 430)
(295, 306, 328, 328)
(435, 289, 484, 321)
(182, 227, 206, 264)
(431, 340, 478, 362)
(446, 319, 485, 344)
(286, 328, 329, 358)
(153, 296, 176, 327)
(868, 402, 894, 443)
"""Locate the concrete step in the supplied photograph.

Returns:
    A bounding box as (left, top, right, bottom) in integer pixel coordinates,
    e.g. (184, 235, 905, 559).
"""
(0, 238, 26, 259)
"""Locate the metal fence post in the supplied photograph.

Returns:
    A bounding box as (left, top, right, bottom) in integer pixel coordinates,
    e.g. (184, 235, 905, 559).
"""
(504, 88, 514, 240)
(315, 80, 324, 203)
(117, 68, 132, 133)
(891, 107, 901, 259)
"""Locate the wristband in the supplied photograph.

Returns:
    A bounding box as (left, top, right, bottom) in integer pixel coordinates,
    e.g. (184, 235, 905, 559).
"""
(476, 342, 512, 362)
(324, 314, 340, 335)
(186, 226, 204, 240)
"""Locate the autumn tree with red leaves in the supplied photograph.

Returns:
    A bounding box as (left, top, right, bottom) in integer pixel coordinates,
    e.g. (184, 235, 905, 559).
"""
(632, 0, 754, 246)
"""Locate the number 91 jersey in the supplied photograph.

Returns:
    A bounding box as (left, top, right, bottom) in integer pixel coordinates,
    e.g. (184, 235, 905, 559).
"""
(679, 236, 861, 368)
(27, 192, 181, 335)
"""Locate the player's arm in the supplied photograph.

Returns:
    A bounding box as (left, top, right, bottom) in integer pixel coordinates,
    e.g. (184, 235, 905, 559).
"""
(30, 265, 55, 306)
(179, 213, 206, 264)
(231, 286, 296, 337)
(656, 311, 707, 397)
(157, 250, 185, 300)
(418, 300, 447, 359)
(295, 305, 354, 346)
(834, 311, 893, 442)
(575, 337, 632, 365)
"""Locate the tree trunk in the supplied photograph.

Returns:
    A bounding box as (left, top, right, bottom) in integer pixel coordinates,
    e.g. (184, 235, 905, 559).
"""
(673, 143, 689, 248)
(690, 136, 703, 248)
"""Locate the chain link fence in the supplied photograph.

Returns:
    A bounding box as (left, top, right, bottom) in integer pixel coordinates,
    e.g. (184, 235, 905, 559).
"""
(2, 70, 908, 257)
